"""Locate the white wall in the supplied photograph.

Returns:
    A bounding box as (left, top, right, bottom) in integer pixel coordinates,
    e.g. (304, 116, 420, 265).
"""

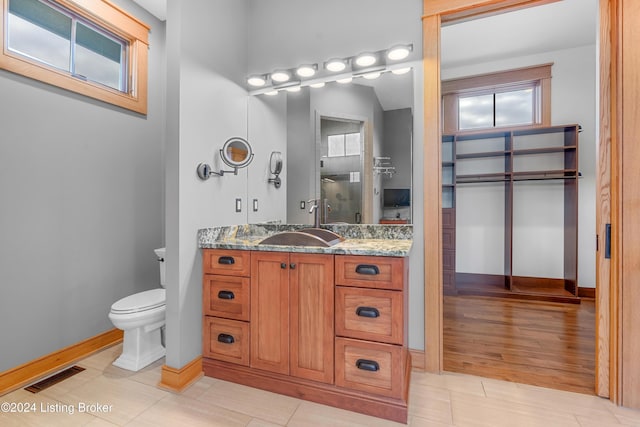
(0, 0, 166, 372)
(443, 44, 597, 287)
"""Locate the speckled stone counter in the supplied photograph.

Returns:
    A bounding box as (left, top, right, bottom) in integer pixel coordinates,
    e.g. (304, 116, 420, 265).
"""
(197, 223, 412, 257)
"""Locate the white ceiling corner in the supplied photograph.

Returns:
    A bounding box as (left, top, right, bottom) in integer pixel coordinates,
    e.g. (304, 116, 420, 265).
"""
(131, 0, 167, 21)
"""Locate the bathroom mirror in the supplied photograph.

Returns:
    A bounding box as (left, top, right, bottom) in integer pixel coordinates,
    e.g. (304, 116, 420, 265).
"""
(286, 68, 415, 225)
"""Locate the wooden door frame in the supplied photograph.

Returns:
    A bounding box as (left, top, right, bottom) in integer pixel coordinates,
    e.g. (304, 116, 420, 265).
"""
(422, 0, 615, 401)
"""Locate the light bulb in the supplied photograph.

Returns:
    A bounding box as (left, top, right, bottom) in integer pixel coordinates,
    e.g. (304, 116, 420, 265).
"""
(296, 65, 316, 77)
(355, 53, 377, 67)
(337, 77, 352, 84)
(362, 72, 381, 80)
(387, 45, 411, 61)
(286, 86, 301, 92)
(247, 75, 266, 87)
(325, 59, 346, 72)
(271, 70, 291, 83)
(310, 82, 326, 88)
(391, 67, 411, 75)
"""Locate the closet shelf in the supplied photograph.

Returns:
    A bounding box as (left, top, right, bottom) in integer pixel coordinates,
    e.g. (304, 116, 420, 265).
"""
(513, 169, 578, 180)
(457, 150, 510, 160)
(513, 146, 577, 155)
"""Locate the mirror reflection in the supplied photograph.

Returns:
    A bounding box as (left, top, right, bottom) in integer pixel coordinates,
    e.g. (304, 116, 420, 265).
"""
(222, 137, 252, 167)
(276, 68, 415, 225)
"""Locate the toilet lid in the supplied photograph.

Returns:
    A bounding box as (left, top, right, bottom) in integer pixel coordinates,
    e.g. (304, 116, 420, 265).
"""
(111, 289, 166, 314)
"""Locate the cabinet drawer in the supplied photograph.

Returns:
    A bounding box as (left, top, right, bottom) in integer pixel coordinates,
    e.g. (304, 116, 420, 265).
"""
(203, 249, 250, 277)
(335, 255, 406, 290)
(203, 275, 250, 321)
(335, 337, 405, 398)
(335, 287, 403, 345)
(203, 317, 249, 366)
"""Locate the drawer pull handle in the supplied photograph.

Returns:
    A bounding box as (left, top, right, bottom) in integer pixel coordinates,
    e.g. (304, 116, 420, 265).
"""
(356, 359, 379, 372)
(355, 264, 379, 275)
(217, 290, 235, 300)
(356, 306, 380, 318)
(218, 256, 235, 265)
(281, 263, 287, 269)
(217, 333, 235, 344)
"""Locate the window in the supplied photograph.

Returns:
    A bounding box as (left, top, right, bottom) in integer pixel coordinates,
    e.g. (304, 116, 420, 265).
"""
(327, 132, 361, 157)
(1, 0, 149, 114)
(442, 64, 552, 133)
(458, 85, 537, 130)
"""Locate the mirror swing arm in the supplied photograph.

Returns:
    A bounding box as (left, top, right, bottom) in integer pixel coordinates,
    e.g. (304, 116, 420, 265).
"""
(197, 137, 254, 180)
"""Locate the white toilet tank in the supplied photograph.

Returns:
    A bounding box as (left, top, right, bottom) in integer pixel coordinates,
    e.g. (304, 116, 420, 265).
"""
(154, 248, 166, 287)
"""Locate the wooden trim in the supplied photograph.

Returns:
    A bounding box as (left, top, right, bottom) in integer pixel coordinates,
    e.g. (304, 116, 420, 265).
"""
(579, 287, 596, 299)
(423, 13, 443, 374)
(203, 357, 409, 424)
(619, 0, 640, 409)
(424, 0, 560, 22)
(0, 0, 149, 114)
(158, 356, 204, 393)
(442, 64, 552, 94)
(409, 349, 426, 370)
(610, 0, 622, 404)
(595, 0, 613, 400)
(0, 328, 123, 396)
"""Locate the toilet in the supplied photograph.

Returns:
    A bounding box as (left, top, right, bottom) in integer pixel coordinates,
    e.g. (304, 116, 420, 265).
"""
(108, 247, 166, 371)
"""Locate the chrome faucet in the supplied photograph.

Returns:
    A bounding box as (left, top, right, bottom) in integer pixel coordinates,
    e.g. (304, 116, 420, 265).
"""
(308, 198, 331, 227)
(308, 199, 321, 228)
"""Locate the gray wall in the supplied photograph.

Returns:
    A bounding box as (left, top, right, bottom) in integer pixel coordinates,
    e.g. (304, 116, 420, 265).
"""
(0, 0, 166, 372)
(382, 108, 413, 221)
(164, 0, 249, 369)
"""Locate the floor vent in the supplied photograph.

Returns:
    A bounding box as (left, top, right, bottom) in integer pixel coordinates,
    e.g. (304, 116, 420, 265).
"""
(24, 366, 86, 393)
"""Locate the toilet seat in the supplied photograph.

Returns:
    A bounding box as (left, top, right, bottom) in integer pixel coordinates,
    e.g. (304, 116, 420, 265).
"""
(111, 289, 165, 314)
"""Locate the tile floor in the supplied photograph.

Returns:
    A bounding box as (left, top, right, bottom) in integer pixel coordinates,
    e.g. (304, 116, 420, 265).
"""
(2, 344, 640, 426)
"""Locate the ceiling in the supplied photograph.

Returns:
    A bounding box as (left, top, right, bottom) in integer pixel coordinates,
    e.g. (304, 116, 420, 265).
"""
(131, 0, 166, 21)
(369, 0, 596, 111)
(440, 0, 597, 70)
(130, 0, 597, 111)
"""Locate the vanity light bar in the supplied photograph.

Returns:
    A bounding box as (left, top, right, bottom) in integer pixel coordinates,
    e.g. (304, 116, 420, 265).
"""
(246, 44, 413, 90)
(248, 60, 416, 97)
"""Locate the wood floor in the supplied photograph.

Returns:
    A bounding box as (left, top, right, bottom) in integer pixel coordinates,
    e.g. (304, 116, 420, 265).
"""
(443, 294, 596, 395)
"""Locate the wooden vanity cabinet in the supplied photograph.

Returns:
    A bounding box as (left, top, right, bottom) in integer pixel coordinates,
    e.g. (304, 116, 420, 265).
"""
(202, 249, 251, 366)
(250, 251, 334, 383)
(202, 248, 410, 424)
(334, 255, 410, 400)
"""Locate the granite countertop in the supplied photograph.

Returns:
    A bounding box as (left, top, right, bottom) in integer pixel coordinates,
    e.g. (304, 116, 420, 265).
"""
(197, 223, 413, 257)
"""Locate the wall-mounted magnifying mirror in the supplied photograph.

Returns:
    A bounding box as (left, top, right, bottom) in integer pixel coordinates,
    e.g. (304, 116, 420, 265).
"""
(197, 137, 254, 180)
(268, 151, 283, 188)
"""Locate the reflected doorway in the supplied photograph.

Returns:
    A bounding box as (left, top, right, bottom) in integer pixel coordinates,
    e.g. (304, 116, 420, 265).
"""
(318, 117, 365, 224)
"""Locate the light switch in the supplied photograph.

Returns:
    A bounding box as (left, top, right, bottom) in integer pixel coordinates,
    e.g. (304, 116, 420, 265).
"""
(235, 198, 242, 212)
(253, 199, 258, 212)
(300, 201, 305, 210)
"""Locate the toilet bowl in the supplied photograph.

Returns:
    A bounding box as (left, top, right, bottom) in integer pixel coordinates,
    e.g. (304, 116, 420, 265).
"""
(108, 247, 166, 371)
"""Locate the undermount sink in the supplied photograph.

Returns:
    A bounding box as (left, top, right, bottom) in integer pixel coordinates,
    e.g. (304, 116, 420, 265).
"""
(258, 228, 343, 247)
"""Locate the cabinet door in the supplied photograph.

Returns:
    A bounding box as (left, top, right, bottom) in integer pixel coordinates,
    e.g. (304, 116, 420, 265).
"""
(250, 252, 290, 375)
(289, 253, 334, 383)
